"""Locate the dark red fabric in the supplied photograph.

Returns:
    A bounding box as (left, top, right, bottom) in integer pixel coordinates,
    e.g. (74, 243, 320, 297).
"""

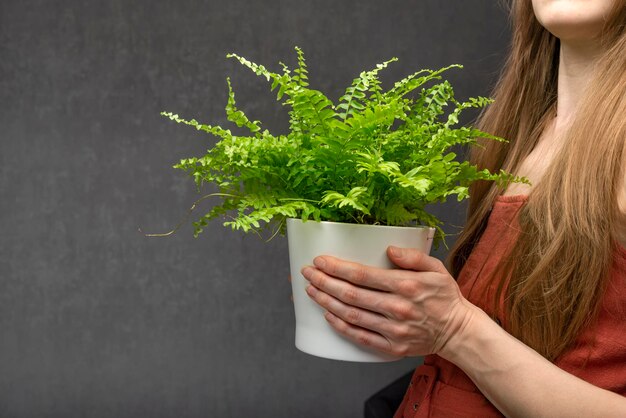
(395, 195, 626, 417)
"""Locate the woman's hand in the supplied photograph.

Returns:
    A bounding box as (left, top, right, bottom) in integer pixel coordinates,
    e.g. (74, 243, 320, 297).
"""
(300, 246, 477, 358)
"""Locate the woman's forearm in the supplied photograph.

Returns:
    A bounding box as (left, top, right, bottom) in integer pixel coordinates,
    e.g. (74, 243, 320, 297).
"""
(440, 305, 626, 418)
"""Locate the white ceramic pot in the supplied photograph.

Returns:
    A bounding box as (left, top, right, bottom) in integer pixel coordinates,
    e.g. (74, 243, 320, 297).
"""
(286, 218, 436, 362)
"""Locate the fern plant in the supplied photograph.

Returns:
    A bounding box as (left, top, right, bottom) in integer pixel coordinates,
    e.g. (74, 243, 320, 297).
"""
(162, 47, 526, 242)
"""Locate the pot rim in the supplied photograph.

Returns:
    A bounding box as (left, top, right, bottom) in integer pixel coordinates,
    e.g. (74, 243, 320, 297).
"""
(286, 217, 436, 233)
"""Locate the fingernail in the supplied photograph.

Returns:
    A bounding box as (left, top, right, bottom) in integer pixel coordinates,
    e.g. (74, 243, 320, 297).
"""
(389, 246, 401, 257)
(306, 285, 316, 296)
(313, 257, 326, 269)
(301, 266, 313, 278)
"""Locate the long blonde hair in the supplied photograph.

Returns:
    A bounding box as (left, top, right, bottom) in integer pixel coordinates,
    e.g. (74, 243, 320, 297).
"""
(449, 0, 626, 361)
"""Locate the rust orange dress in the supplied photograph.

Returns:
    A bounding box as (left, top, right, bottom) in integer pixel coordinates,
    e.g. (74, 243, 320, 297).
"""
(395, 194, 626, 417)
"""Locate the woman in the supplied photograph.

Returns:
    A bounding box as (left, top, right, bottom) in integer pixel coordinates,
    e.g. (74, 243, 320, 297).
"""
(301, 0, 626, 416)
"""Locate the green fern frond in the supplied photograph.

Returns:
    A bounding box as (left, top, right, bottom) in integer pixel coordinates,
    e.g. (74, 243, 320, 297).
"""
(291, 89, 335, 137)
(226, 53, 275, 82)
(384, 201, 418, 225)
(161, 112, 233, 140)
(293, 46, 309, 87)
(225, 78, 262, 134)
(385, 64, 462, 100)
(321, 187, 371, 215)
(336, 57, 398, 120)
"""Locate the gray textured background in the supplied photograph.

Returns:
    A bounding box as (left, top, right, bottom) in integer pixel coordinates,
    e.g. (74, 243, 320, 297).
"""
(0, 1, 510, 417)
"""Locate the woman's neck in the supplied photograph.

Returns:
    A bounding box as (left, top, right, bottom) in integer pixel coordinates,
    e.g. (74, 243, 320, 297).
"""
(555, 39, 604, 131)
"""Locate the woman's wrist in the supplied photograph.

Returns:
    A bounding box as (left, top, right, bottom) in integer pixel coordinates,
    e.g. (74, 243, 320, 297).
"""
(437, 301, 497, 366)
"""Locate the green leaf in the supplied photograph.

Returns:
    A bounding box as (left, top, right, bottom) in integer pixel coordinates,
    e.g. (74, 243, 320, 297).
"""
(225, 78, 262, 134)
